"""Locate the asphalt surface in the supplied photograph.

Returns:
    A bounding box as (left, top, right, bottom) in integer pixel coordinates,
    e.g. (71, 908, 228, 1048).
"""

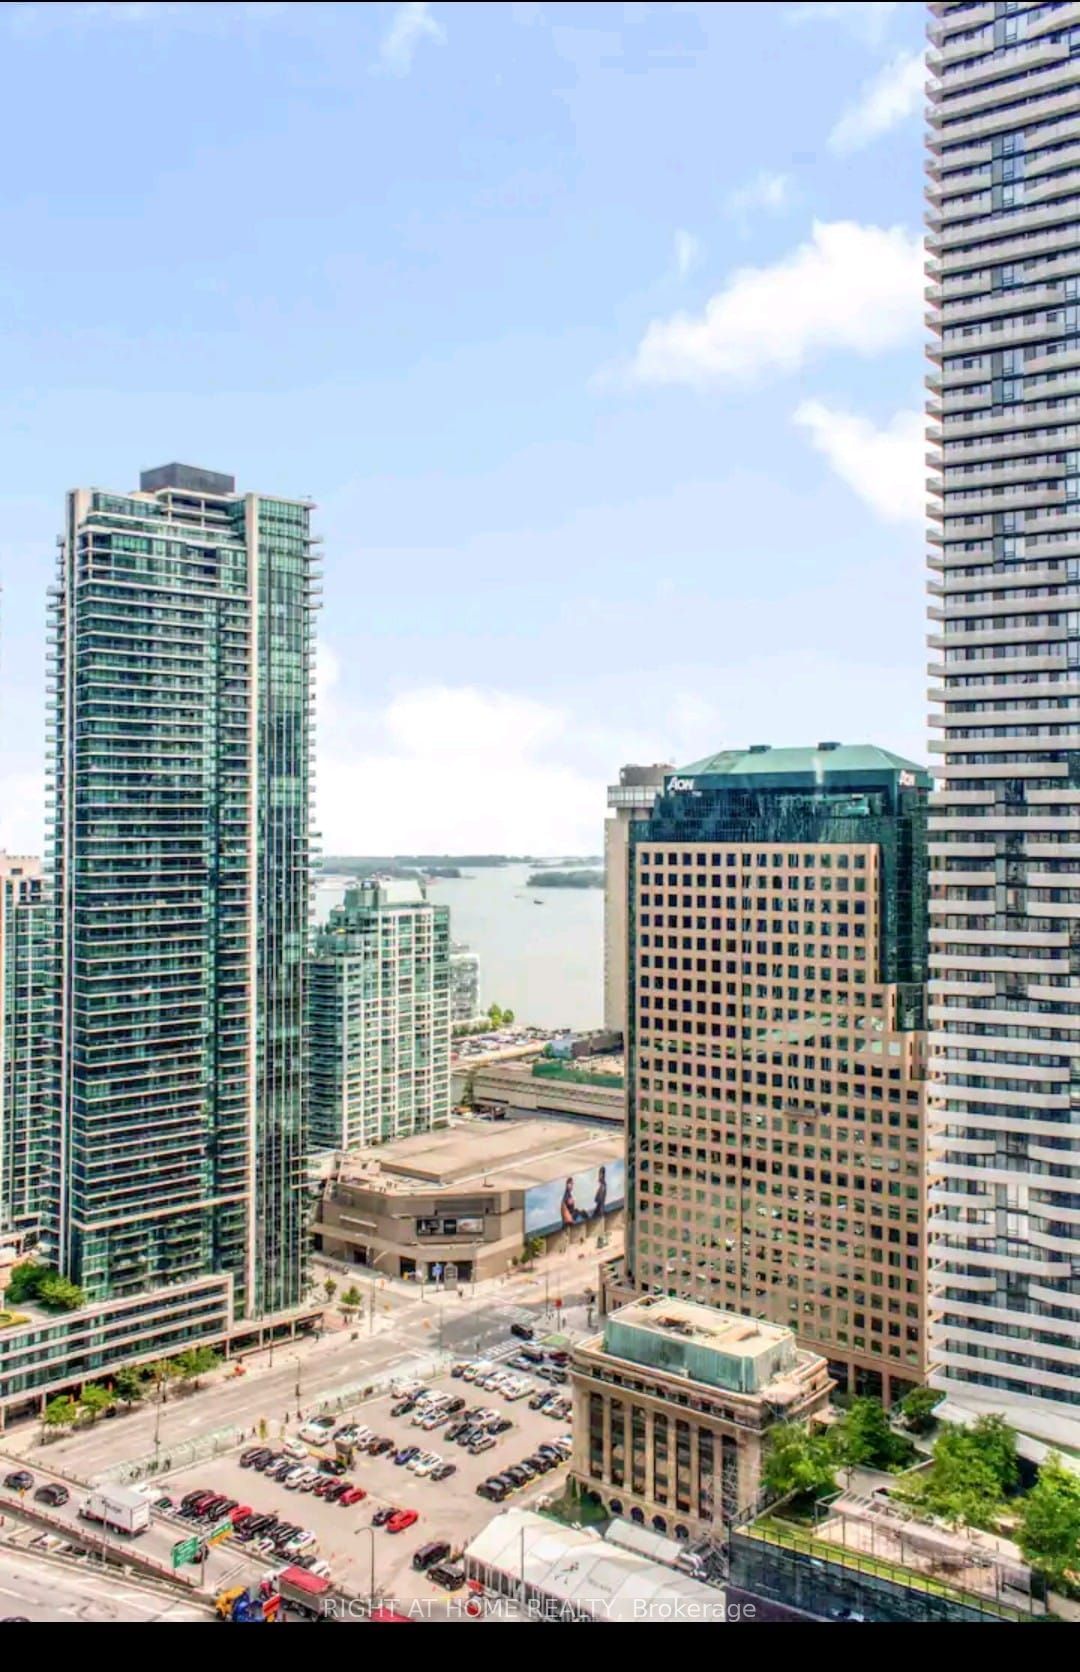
(0, 1550, 213, 1623)
(4, 1256, 600, 1482)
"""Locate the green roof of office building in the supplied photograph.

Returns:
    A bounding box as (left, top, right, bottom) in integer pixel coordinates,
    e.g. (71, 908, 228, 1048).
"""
(673, 743, 930, 785)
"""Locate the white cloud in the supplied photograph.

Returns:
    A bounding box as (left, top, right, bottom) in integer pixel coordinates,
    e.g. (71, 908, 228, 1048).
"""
(786, 2, 900, 49)
(726, 170, 792, 229)
(631, 219, 923, 388)
(377, 2, 445, 77)
(316, 659, 602, 854)
(673, 229, 701, 280)
(829, 50, 926, 155)
(794, 399, 923, 524)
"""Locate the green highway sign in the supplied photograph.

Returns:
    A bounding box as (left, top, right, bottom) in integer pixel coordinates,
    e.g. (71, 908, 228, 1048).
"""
(171, 1536, 200, 1569)
(208, 1519, 234, 1546)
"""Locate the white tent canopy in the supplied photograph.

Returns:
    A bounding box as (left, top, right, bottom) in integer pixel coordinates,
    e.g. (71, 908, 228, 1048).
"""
(464, 1508, 726, 1623)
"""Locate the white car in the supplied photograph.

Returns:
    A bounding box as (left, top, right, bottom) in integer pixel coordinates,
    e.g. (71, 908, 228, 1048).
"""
(282, 1437, 308, 1459)
(285, 1530, 318, 1554)
(299, 1416, 335, 1444)
(412, 1453, 442, 1478)
(284, 1466, 314, 1490)
(307, 1560, 332, 1579)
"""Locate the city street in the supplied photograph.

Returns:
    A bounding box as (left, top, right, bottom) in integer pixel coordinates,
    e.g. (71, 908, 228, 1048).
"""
(1, 1239, 608, 1480)
(0, 1549, 213, 1623)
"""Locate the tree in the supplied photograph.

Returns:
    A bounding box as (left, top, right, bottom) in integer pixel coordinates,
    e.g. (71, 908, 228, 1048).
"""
(968, 1413, 1019, 1496)
(78, 1383, 113, 1423)
(111, 1365, 145, 1407)
(340, 1285, 362, 1319)
(833, 1399, 911, 1472)
(42, 1395, 78, 1433)
(762, 1422, 836, 1504)
(6, 1260, 46, 1305)
(901, 1386, 943, 1436)
(503, 1009, 515, 1025)
(323, 1278, 338, 1303)
(36, 1273, 86, 1312)
(173, 1346, 219, 1386)
(523, 1235, 544, 1263)
(147, 1359, 181, 1402)
(1017, 1454, 1080, 1590)
(896, 1417, 1018, 1531)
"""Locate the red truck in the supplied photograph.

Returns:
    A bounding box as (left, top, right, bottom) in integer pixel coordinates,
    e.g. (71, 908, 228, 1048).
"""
(276, 1564, 334, 1621)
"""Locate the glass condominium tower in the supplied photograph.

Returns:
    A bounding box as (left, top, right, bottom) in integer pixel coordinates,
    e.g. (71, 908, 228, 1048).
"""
(928, 3, 1080, 1434)
(49, 463, 317, 1318)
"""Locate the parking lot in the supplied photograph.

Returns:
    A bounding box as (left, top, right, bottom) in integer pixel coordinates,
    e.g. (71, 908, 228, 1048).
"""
(159, 1353, 574, 1605)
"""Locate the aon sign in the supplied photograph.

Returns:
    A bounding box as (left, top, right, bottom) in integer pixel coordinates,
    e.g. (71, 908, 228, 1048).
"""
(668, 777, 696, 792)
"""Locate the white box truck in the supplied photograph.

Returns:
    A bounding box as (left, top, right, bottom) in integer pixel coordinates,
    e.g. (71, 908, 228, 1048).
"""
(80, 1483, 151, 1537)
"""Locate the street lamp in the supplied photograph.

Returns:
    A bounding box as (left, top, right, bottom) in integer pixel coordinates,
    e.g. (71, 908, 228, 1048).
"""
(366, 1248, 396, 1334)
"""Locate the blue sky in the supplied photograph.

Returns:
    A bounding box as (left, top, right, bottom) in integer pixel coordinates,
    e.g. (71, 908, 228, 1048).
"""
(0, 0, 928, 854)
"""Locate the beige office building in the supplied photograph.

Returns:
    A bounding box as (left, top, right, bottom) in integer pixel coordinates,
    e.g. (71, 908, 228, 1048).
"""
(605, 765, 671, 1035)
(570, 1296, 830, 1535)
(313, 1118, 623, 1282)
(625, 747, 931, 1407)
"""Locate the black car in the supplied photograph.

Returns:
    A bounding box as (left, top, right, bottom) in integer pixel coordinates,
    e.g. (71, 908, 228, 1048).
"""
(318, 1457, 347, 1476)
(476, 1479, 508, 1503)
(239, 1447, 269, 1469)
(3, 1472, 33, 1492)
(526, 1454, 555, 1474)
(412, 1540, 451, 1572)
(254, 1452, 282, 1473)
(510, 1322, 534, 1341)
(443, 1397, 465, 1416)
(34, 1482, 69, 1507)
(430, 1463, 457, 1483)
(505, 1465, 531, 1488)
(427, 1562, 466, 1592)
(323, 1482, 348, 1503)
(492, 1418, 512, 1435)
(391, 1400, 415, 1418)
(368, 1437, 393, 1456)
(372, 1506, 399, 1527)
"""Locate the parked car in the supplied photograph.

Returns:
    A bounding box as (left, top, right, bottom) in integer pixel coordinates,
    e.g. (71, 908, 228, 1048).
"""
(240, 1447, 269, 1469)
(318, 1457, 347, 1477)
(412, 1539, 451, 1572)
(284, 1530, 318, 1554)
(338, 1485, 366, 1506)
(430, 1463, 457, 1483)
(282, 1438, 308, 1460)
(510, 1322, 534, 1341)
(386, 1509, 418, 1534)
(427, 1562, 466, 1591)
(368, 1437, 393, 1457)
(548, 1351, 570, 1367)
(476, 1479, 508, 1503)
(394, 1446, 419, 1467)
(372, 1506, 399, 1527)
(470, 1435, 496, 1455)
(298, 1416, 335, 1445)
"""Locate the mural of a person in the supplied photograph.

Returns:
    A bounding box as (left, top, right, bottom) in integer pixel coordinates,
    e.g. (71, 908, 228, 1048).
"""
(592, 1165, 608, 1220)
(560, 1176, 578, 1226)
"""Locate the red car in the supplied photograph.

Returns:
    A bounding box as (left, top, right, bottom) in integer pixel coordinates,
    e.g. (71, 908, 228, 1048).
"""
(338, 1484, 366, 1506)
(386, 1509, 418, 1534)
(229, 1504, 253, 1524)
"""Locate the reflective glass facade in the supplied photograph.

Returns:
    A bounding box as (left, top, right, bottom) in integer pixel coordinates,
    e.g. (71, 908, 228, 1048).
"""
(927, 1, 1080, 1427)
(0, 858, 54, 1254)
(48, 470, 317, 1316)
(309, 882, 451, 1150)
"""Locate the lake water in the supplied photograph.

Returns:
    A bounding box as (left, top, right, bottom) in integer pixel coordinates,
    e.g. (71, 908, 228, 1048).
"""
(315, 863, 604, 1032)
